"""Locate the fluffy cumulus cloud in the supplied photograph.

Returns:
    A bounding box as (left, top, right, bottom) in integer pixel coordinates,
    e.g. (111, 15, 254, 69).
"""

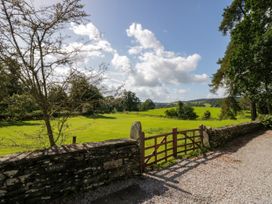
(125, 23, 208, 89)
(111, 53, 131, 72)
(127, 23, 163, 52)
(71, 23, 102, 40)
(69, 22, 209, 102)
(70, 23, 114, 57)
(130, 52, 206, 87)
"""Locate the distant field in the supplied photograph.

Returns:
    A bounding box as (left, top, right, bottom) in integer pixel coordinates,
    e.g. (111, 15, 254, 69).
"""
(131, 107, 221, 118)
(132, 106, 250, 120)
(0, 108, 250, 156)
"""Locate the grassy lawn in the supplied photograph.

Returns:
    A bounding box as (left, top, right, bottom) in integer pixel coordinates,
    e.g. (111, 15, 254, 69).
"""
(0, 107, 250, 156)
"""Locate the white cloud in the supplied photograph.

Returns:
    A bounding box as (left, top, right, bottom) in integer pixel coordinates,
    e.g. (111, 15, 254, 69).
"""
(128, 46, 143, 55)
(127, 86, 188, 102)
(207, 86, 226, 98)
(71, 23, 101, 40)
(30, 0, 62, 8)
(65, 42, 104, 58)
(70, 23, 115, 55)
(125, 23, 208, 88)
(127, 23, 163, 52)
(193, 74, 209, 82)
(111, 53, 131, 72)
(69, 22, 209, 102)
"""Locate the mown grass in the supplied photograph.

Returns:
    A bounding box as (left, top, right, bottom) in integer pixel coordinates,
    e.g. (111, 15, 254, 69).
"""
(0, 107, 250, 156)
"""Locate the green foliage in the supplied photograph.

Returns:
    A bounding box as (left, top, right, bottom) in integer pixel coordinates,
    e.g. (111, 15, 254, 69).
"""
(99, 96, 116, 113)
(165, 101, 198, 120)
(257, 98, 272, 115)
(69, 74, 103, 114)
(176, 101, 184, 114)
(140, 99, 155, 111)
(48, 85, 68, 110)
(0, 94, 38, 120)
(239, 96, 251, 110)
(120, 91, 140, 111)
(220, 97, 241, 120)
(178, 105, 198, 120)
(212, 0, 272, 120)
(259, 115, 272, 129)
(0, 59, 23, 102)
(202, 110, 211, 120)
(165, 108, 178, 117)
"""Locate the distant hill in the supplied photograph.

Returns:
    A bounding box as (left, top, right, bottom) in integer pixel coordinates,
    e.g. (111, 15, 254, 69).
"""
(154, 102, 175, 108)
(185, 98, 224, 107)
(186, 98, 224, 103)
(155, 98, 224, 108)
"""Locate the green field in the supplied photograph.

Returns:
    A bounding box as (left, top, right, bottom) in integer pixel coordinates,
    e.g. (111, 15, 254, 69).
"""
(132, 106, 249, 119)
(132, 106, 222, 119)
(0, 107, 250, 156)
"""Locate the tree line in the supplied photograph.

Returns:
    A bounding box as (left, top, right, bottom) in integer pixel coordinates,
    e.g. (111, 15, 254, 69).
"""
(0, 64, 156, 119)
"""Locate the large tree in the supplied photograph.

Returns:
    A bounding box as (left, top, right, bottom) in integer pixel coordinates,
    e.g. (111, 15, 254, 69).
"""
(140, 99, 155, 111)
(121, 91, 140, 112)
(0, 0, 88, 146)
(69, 73, 103, 114)
(211, 0, 272, 120)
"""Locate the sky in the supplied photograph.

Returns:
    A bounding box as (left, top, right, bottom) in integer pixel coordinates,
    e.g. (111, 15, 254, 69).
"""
(33, 0, 232, 102)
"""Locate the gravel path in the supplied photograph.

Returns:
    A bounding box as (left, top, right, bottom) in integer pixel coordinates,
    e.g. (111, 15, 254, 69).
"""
(56, 130, 272, 204)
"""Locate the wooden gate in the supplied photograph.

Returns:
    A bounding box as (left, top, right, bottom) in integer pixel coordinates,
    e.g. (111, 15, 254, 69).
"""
(139, 125, 204, 172)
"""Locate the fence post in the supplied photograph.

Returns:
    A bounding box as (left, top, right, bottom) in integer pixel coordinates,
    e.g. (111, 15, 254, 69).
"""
(199, 125, 204, 146)
(139, 131, 145, 173)
(130, 121, 142, 141)
(172, 128, 178, 158)
(200, 125, 210, 148)
(72, 136, 77, 144)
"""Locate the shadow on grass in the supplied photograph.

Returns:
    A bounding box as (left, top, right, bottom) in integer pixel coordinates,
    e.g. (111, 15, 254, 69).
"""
(0, 121, 41, 128)
(84, 114, 116, 120)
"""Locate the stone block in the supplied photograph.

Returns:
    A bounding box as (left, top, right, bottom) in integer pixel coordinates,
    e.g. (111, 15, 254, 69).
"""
(4, 170, 18, 178)
(5, 178, 19, 186)
(0, 174, 5, 182)
(0, 190, 6, 197)
(103, 159, 123, 170)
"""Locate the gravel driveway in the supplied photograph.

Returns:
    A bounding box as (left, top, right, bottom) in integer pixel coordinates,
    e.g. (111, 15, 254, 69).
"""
(57, 130, 272, 204)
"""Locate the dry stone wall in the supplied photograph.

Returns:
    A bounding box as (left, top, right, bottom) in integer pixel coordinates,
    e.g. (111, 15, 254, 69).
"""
(0, 139, 140, 203)
(206, 122, 263, 148)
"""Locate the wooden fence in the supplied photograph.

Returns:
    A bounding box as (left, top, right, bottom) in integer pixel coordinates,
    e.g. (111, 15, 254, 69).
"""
(139, 125, 204, 172)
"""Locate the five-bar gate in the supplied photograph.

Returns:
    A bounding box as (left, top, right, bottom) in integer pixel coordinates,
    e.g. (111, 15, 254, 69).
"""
(140, 125, 204, 172)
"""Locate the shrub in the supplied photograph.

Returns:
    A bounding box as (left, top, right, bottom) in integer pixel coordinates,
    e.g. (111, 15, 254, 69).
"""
(260, 115, 272, 129)
(178, 105, 198, 120)
(202, 110, 211, 120)
(1, 94, 38, 120)
(165, 108, 178, 117)
(165, 102, 198, 120)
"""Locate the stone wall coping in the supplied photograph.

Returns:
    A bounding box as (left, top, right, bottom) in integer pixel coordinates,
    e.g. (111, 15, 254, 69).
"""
(207, 121, 261, 131)
(0, 138, 137, 163)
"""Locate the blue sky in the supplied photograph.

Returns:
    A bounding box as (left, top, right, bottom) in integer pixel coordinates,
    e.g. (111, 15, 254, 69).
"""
(35, 0, 231, 102)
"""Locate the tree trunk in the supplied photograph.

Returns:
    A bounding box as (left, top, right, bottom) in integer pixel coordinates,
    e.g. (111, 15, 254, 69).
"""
(44, 113, 55, 147)
(267, 101, 272, 115)
(250, 101, 257, 121)
(264, 82, 272, 115)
